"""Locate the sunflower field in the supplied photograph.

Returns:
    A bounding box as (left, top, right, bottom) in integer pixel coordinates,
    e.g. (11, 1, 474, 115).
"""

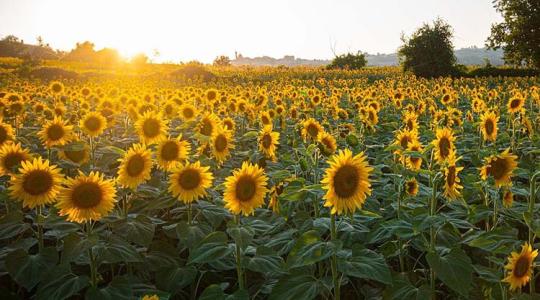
(0, 68, 538, 300)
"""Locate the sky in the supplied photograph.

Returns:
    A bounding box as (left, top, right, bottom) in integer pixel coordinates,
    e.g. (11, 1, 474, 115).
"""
(0, 0, 503, 63)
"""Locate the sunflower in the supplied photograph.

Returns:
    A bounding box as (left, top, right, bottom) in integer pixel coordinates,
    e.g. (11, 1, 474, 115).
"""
(38, 116, 74, 148)
(168, 161, 213, 204)
(406, 140, 423, 171)
(0, 143, 31, 176)
(268, 183, 283, 214)
(393, 129, 418, 157)
(443, 154, 464, 200)
(211, 126, 234, 163)
(503, 190, 513, 208)
(56, 171, 116, 223)
(223, 161, 268, 216)
(197, 113, 220, 137)
(142, 295, 159, 300)
(260, 111, 273, 127)
(80, 111, 107, 137)
(49, 81, 64, 94)
(405, 178, 418, 196)
(0, 122, 14, 147)
(480, 149, 518, 187)
(222, 117, 236, 132)
(321, 149, 373, 215)
(59, 142, 90, 165)
(179, 104, 198, 122)
(507, 96, 525, 114)
(319, 131, 337, 156)
(258, 126, 280, 161)
(135, 111, 168, 145)
(480, 111, 499, 142)
(156, 135, 191, 171)
(432, 127, 455, 163)
(9, 157, 63, 209)
(503, 243, 538, 291)
(302, 118, 323, 142)
(117, 144, 153, 189)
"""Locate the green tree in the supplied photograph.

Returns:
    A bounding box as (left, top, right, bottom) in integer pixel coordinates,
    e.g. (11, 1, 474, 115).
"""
(487, 0, 540, 68)
(213, 55, 231, 67)
(398, 18, 456, 77)
(327, 52, 367, 70)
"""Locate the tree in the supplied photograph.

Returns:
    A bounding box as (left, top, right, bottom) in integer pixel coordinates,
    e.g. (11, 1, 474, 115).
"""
(326, 52, 367, 70)
(63, 41, 96, 62)
(213, 55, 231, 66)
(398, 18, 456, 77)
(487, 0, 540, 68)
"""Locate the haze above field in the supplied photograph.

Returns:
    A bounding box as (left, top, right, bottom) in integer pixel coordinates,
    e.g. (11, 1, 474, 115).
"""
(0, 0, 502, 63)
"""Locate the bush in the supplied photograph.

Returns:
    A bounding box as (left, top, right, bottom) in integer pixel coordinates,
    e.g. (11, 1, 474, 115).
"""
(466, 66, 539, 77)
(170, 63, 216, 82)
(26, 67, 78, 80)
(327, 52, 367, 70)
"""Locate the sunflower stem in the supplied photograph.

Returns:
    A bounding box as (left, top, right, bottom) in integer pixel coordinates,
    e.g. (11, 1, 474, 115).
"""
(90, 136, 96, 169)
(429, 174, 438, 300)
(528, 171, 540, 295)
(234, 215, 245, 290)
(397, 186, 405, 273)
(36, 205, 44, 252)
(86, 221, 98, 287)
(330, 213, 340, 300)
(187, 202, 192, 225)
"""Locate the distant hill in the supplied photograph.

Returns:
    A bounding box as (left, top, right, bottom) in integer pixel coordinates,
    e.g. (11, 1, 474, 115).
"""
(232, 47, 505, 67)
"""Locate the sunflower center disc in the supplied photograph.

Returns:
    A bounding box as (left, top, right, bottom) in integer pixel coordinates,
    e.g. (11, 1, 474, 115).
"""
(513, 256, 530, 277)
(439, 137, 451, 158)
(127, 155, 146, 177)
(4, 153, 25, 172)
(142, 119, 160, 138)
(47, 124, 65, 141)
(161, 142, 179, 161)
(200, 120, 213, 136)
(178, 169, 201, 190)
(236, 176, 256, 202)
(262, 134, 272, 149)
(485, 119, 494, 135)
(215, 135, 228, 152)
(84, 117, 102, 132)
(446, 166, 456, 186)
(307, 124, 319, 138)
(490, 157, 508, 180)
(23, 170, 53, 196)
(333, 165, 360, 198)
(72, 182, 103, 208)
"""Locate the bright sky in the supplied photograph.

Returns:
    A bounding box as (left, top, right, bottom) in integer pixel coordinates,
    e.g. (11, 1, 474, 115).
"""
(0, 0, 502, 63)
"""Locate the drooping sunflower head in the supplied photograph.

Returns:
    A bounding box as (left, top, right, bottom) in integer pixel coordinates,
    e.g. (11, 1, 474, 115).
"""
(405, 178, 418, 196)
(0, 142, 32, 176)
(0, 122, 14, 147)
(393, 129, 418, 156)
(503, 243, 538, 291)
(321, 149, 373, 215)
(223, 161, 269, 216)
(406, 140, 423, 171)
(117, 143, 153, 189)
(80, 111, 107, 137)
(168, 161, 213, 204)
(56, 171, 116, 223)
(302, 118, 323, 142)
(319, 131, 337, 156)
(38, 116, 74, 148)
(480, 149, 518, 187)
(156, 135, 191, 171)
(59, 142, 90, 165)
(258, 126, 280, 161)
(135, 111, 168, 145)
(480, 111, 499, 142)
(443, 154, 464, 201)
(9, 157, 63, 209)
(211, 126, 235, 164)
(432, 127, 455, 163)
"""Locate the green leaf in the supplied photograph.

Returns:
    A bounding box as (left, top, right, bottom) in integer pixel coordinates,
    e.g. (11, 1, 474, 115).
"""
(85, 275, 170, 300)
(188, 232, 233, 264)
(94, 236, 142, 264)
(426, 247, 472, 298)
(287, 230, 337, 269)
(269, 275, 320, 300)
(0, 211, 30, 240)
(61, 232, 97, 264)
(463, 227, 517, 254)
(384, 273, 431, 300)
(36, 264, 89, 300)
(199, 284, 226, 300)
(226, 289, 249, 300)
(227, 225, 254, 251)
(247, 254, 285, 274)
(112, 215, 155, 247)
(155, 266, 197, 294)
(176, 221, 206, 249)
(6, 247, 58, 290)
(338, 248, 392, 284)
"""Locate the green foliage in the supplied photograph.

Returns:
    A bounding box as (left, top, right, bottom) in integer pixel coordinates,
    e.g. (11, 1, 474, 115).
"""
(327, 52, 367, 70)
(487, 0, 540, 68)
(398, 18, 457, 77)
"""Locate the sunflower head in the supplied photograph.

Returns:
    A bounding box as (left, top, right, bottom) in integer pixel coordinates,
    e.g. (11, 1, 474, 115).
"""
(0, 143, 32, 176)
(179, 104, 198, 122)
(135, 111, 168, 145)
(480, 111, 499, 142)
(0, 122, 15, 147)
(405, 178, 418, 196)
(223, 161, 268, 216)
(258, 126, 280, 161)
(432, 127, 455, 163)
(168, 161, 213, 204)
(38, 116, 74, 148)
(318, 131, 337, 156)
(117, 144, 153, 189)
(507, 96, 525, 113)
(156, 136, 191, 171)
(302, 118, 323, 142)
(9, 157, 63, 208)
(80, 112, 107, 137)
(503, 243, 538, 291)
(56, 171, 116, 223)
(480, 149, 518, 187)
(321, 149, 373, 215)
(443, 154, 464, 201)
(197, 113, 220, 137)
(211, 126, 235, 164)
